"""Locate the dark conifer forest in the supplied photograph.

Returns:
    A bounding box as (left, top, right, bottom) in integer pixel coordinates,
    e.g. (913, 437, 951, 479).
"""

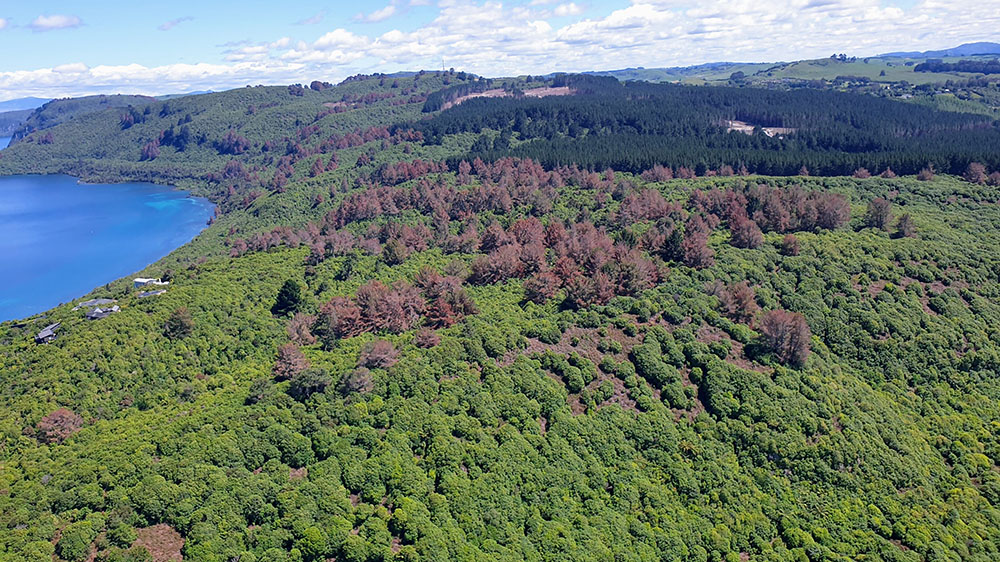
(2, 71, 1000, 562)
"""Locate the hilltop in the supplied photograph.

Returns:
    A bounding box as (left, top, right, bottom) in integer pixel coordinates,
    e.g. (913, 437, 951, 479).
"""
(0, 97, 51, 112)
(1, 70, 1000, 562)
(880, 41, 1000, 58)
(591, 42, 1000, 86)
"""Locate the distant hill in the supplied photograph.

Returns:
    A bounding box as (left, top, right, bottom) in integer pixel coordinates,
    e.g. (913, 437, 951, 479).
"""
(586, 42, 1000, 86)
(0, 109, 33, 136)
(9, 94, 156, 144)
(0, 97, 51, 112)
(157, 90, 214, 101)
(585, 62, 773, 83)
(880, 42, 1000, 58)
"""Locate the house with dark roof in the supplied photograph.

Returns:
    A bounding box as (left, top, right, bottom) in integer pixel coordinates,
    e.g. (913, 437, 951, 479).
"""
(138, 289, 167, 298)
(35, 323, 61, 344)
(73, 298, 116, 311)
(85, 305, 120, 320)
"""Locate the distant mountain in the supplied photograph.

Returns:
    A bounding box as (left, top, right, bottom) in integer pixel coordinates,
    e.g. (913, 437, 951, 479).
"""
(157, 90, 214, 101)
(0, 97, 52, 112)
(880, 42, 1000, 58)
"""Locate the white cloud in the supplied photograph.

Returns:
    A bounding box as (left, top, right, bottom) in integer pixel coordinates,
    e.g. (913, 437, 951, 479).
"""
(30, 14, 82, 32)
(0, 61, 306, 98)
(159, 16, 193, 31)
(357, 5, 397, 23)
(296, 12, 325, 25)
(554, 3, 583, 16)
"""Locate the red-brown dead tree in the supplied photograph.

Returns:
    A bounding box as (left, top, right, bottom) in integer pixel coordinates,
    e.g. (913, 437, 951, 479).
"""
(964, 162, 988, 184)
(681, 216, 715, 269)
(864, 198, 893, 231)
(730, 215, 764, 249)
(358, 340, 399, 369)
(758, 309, 811, 367)
(273, 342, 310, 381)
(780, 234, 801, 256)
(36, 408, 83, 444)
(524, 270, 561, 304)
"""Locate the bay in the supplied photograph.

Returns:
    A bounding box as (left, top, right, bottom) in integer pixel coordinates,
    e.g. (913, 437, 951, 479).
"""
(0, 174, 214, 321)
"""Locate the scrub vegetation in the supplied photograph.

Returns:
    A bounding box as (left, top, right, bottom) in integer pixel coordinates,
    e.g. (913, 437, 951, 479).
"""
(2, 70, 1000, 562)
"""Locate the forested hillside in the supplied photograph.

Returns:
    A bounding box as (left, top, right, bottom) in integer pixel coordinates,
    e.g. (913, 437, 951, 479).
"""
(3, 71, 1000, 562)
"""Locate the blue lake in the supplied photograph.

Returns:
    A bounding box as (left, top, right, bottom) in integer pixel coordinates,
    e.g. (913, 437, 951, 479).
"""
(0, 173, 214, 321)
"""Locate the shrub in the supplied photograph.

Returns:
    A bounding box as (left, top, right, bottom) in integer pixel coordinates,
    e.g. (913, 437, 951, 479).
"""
(338, 368, 374, 395)
(288, 368, 333, 401)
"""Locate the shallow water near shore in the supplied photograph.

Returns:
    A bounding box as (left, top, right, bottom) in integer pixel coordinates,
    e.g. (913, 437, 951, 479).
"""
(0, 174, 213, 321)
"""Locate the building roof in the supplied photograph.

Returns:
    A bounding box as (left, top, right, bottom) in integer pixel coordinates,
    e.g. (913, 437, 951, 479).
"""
(35, 322, 61, 342)
(138, 289, 167, 298)
(86, 305, 120, 320)
(72, 298, 116, 310)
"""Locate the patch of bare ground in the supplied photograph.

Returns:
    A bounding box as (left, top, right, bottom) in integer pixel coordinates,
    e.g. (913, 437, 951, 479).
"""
(84, 532, 104, 562)
(133, 524, 184, 562)
(443, 86, 575, 109)
(506, 315, 780, 417)
(697, 324, 770, 374)
(524, 86, 573, 98)
(725, 120, 796, 137)
(899, 277, 938, 315)
(500, 324, 639, 368)
(868, 279, 889, 297)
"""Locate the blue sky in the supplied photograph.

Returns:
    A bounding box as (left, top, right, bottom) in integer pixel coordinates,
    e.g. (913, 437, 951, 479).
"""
(0, 0, 996, 99)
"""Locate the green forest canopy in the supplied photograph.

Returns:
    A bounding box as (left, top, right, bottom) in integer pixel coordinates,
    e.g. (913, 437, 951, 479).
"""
(1, 71, 1000, 562)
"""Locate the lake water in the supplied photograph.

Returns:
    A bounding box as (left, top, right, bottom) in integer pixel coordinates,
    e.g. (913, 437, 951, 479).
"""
(0, 174, 214, 321)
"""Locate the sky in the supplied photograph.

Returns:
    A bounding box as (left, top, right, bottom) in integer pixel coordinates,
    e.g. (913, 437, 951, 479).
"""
(0, 0, 997, 100)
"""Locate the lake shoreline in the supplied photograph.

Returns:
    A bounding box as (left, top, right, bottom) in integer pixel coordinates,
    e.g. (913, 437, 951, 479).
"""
(0, 174, 214, 322)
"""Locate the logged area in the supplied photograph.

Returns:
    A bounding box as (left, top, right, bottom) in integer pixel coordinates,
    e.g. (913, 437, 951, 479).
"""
(2, 71, 1000, 562)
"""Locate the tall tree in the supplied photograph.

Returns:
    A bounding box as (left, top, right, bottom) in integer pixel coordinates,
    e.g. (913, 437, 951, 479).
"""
(272, 279, 304, 316)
